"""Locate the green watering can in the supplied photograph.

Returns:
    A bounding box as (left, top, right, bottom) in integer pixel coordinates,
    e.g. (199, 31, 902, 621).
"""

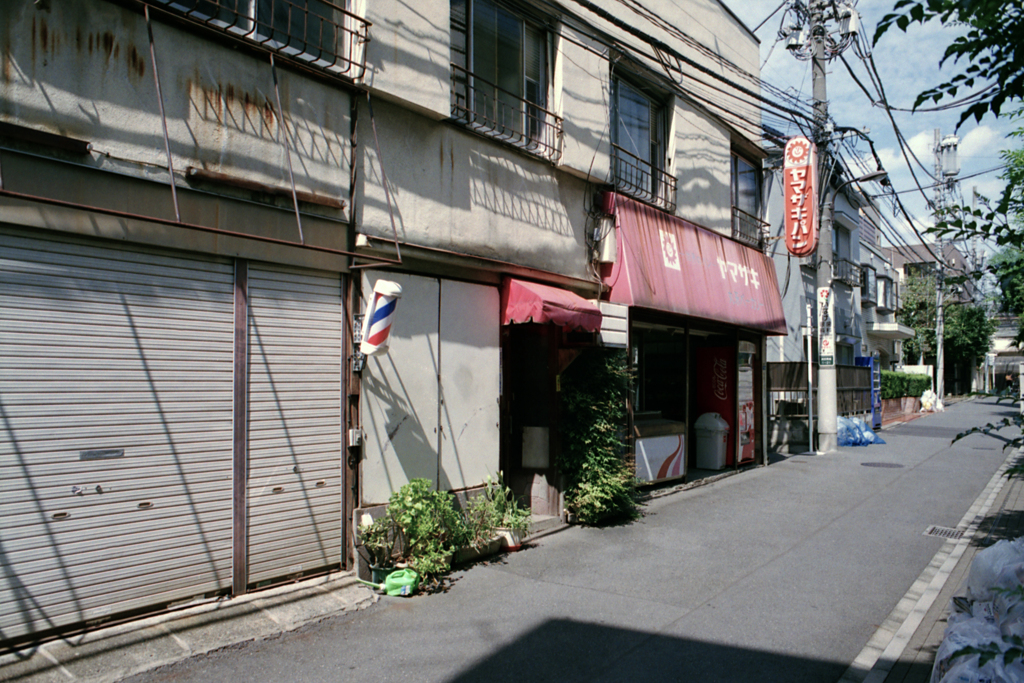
(358, 568, 420, 596)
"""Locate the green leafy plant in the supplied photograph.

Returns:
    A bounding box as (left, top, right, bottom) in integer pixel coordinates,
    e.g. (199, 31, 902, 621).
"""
(463, 473, 532, 545)
(950, 634, 1024, 669)
(356, 511, 400, 569)
(559, 349, 639, 524)
(387, 479, 470, 577)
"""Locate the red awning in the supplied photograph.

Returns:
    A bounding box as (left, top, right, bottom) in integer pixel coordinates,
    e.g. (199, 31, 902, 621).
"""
(501, 279, 602, 332)
(603, 194, 787, 335)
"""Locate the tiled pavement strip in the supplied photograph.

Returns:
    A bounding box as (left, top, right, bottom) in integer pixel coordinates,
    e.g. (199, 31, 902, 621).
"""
(840, 442, 1024, 683)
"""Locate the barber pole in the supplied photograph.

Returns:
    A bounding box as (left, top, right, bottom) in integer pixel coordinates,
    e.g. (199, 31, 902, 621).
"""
(360, 280, 403, 356)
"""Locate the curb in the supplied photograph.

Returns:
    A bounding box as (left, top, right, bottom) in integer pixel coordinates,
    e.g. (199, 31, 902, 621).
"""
(838, 446, 1022, 683)
(0, 572, 377, 683)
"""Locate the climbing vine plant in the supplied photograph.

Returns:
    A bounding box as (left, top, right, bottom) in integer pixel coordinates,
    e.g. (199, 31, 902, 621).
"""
(559, 348, 639, 524)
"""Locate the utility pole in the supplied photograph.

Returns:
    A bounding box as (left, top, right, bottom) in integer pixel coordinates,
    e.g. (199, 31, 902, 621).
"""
(810, 0, 838, 452)
(933, 131, 960, 398)
(934, 129, 945, 398)
(784, 0, 865, 451)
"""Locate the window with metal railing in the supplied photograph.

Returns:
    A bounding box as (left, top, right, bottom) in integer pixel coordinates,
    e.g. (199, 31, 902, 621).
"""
(450, 0, 562, 162)
(611, 77, 675, 212)
(152, 0, 369, 78)
(834, 258, 861, 287)
(731, 206, 768, 250)
(861, 266, 877, 304)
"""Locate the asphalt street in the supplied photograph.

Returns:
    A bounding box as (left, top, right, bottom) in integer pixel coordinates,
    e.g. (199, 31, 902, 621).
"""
(123, 397, 1018, 683)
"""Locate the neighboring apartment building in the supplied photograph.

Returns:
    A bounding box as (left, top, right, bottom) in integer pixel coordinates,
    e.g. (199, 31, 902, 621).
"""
(766, 168, 911, 449)
(768, 172, 909, 369)
(0, 0, 783, 641)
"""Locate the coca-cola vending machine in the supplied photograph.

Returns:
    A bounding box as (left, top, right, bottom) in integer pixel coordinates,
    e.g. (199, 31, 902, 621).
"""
(694, 346, 735, 467)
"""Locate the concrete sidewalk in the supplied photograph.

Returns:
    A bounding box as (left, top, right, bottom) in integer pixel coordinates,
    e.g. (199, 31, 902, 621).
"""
(0, 573, 379, 683)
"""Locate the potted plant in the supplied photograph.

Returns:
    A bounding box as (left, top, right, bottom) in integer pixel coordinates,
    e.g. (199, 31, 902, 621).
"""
(387, 479, 470, 578)
(357, 512, 400, 583)
(480, 474, 532, 551)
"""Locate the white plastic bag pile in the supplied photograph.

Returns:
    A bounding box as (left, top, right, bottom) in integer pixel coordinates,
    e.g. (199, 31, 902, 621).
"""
(922, 389, 946, 413)
(931, 538, 1024, 682)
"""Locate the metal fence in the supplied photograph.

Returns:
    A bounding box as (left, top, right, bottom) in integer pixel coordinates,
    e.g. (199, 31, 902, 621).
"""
(768, 362, 871, 418)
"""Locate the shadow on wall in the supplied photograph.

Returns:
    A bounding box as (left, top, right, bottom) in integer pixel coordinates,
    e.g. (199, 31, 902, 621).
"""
(0, 266, 234, 644)
(5, 0, 349, 198)
(465, 147, 576, 239)
(360, 350, 438, 499)
(446, 618, 881, 683)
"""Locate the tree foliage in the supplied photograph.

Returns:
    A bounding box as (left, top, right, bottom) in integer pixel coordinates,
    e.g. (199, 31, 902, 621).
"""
(944, 303, 996, 360)
(874, 0, 1024, 128)
(897, 271, 937, 363)
(988, 247, 1024, 316)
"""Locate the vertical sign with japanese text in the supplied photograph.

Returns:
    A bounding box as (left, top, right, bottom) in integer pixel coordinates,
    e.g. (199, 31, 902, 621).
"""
(818, 286, 835, 366)
(784, 136, 819, 257)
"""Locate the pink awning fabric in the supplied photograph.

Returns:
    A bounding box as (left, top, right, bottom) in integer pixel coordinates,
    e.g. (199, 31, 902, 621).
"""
(501, 279, 602, 332)
(604, 194, 787, 335)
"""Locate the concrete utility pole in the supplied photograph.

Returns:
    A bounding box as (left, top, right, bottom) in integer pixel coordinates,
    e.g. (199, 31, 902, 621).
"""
(810, 0, 838, 452)
(933, 131, 960, 398)
(935, 129, 945, 399)
(786, 0, 866, 451)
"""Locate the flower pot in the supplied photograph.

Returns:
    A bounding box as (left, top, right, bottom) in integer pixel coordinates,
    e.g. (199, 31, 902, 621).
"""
(496, 528, 523, 551)
(370, 565, 394, 584)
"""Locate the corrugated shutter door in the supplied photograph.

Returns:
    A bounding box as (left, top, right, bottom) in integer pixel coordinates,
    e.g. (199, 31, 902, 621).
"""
(247, 264, 342, 584)
(0, 229, 235, 641)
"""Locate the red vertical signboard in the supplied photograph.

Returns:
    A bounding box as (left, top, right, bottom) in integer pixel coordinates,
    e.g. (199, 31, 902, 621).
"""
(784, 136, 819, 257)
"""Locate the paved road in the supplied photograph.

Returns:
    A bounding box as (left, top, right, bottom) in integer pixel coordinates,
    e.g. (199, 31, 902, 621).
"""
(126, 398, 1017, 683)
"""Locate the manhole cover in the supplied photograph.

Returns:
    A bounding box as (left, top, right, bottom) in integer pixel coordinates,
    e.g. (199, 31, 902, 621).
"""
(861, 462, 904, 468)
(924, 525, 964, 540)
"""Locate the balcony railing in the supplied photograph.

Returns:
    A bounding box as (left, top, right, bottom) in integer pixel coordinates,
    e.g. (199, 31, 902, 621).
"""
(450, 64, 563, 163)
(151, 0, 370, 80)
(731, 206, 769, 251)
(834, 258, 861, 288)
(612, 144, 676, 213)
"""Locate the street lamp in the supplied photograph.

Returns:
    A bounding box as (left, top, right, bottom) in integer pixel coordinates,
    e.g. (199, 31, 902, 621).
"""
(816, 169, 888, 452)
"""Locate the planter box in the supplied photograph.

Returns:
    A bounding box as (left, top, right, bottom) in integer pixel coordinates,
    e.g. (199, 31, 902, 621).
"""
(452, 537, 503, 565)
(881, 396, 923, 426)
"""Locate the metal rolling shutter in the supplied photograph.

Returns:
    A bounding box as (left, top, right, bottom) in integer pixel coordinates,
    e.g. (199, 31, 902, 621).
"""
(0, 229, 235, 641)
(246, 264, 343, 585)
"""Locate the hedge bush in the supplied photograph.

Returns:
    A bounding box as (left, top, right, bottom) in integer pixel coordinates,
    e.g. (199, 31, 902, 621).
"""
(880, 370, 932, 399)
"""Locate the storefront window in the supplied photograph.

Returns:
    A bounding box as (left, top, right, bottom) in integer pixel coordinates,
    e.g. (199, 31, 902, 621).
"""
(632, 326, 687, 422)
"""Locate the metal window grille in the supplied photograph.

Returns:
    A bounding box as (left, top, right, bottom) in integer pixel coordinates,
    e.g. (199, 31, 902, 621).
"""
(450, 64, 563, 162)
(834, 258, 861, 287)
(150, 0, 370, 79)
(731, 206, 768, 251)
(612, 143, 676, 213)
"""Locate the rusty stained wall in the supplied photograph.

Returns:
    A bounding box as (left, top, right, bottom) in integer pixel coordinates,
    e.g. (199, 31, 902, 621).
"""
(1, 0, 351, 208)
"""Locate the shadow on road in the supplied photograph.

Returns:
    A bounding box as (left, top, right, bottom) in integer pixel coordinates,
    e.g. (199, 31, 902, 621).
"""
(447, 618, 847, 683)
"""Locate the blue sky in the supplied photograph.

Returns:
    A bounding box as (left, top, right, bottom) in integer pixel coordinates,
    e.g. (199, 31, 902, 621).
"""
(725, 0, 1015, 254)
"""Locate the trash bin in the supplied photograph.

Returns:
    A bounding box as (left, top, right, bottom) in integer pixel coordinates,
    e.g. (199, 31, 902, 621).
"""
(695, 412, 730, 470)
